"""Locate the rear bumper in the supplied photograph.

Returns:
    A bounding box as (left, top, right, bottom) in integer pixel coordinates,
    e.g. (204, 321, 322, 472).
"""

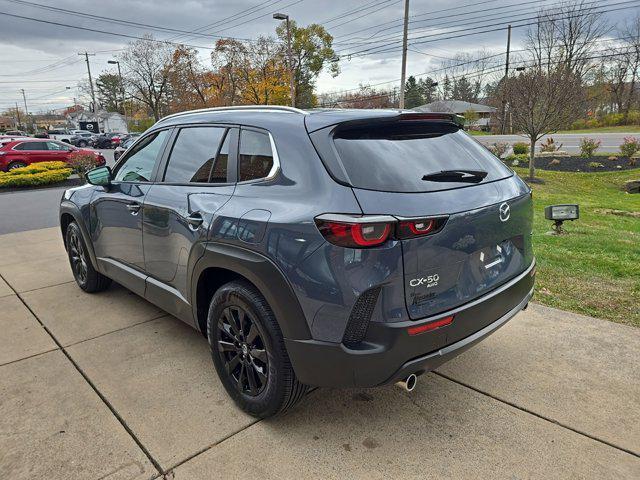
(286, 260, 535, 388)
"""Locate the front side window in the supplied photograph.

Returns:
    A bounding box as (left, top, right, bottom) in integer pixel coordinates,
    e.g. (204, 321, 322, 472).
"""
(164, 127, 226, 183)
(239, 129, 274, 181)
(15, 142, 47, 151)
(113, 130, 169, 182)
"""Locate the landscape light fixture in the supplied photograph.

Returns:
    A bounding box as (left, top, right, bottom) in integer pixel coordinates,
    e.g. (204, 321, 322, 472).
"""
(545, 204, 579, 234)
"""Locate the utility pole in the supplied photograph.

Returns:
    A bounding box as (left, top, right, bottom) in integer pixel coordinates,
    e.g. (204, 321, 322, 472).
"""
(20, 89, 30, 132)
(500, 25, 512, 135)
(79, 52, 96, 112)
(14, 102, 21, 129)
(108, 59, 127, 129)
(273, 13, 295, 107)
(399, 0, 410, 109)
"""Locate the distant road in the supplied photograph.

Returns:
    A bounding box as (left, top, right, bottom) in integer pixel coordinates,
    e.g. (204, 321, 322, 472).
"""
(474, 132, 636, 154)
(0, 150, 115, 234)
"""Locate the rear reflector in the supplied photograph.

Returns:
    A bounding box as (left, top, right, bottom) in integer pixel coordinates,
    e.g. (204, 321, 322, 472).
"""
(407, 315, 454, 335)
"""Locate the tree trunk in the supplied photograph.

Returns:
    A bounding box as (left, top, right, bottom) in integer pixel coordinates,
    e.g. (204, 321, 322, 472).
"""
(528, 137, 536, 179)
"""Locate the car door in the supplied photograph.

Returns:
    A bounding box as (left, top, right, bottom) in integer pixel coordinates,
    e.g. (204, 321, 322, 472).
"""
(14, 141, 49, 163)
(90, 129, 172, 296)
(142, 126, 237, 323)
(45, 141, 71, 161)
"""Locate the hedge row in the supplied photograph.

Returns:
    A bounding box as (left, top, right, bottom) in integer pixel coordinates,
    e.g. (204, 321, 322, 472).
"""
(0, 161, 72, 188)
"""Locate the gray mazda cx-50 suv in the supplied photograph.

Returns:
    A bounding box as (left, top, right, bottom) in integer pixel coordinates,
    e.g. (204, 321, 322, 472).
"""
(60, 106, 535, 417)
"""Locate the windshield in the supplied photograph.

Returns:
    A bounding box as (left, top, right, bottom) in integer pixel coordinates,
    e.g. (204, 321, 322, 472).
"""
(331, 122, 512, 193)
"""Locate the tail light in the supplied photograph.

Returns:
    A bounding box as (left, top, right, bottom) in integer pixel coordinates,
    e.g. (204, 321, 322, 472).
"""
(315, 215, 393, 248)
(315, 214, 447, 248)
(396, 216, 448, 240)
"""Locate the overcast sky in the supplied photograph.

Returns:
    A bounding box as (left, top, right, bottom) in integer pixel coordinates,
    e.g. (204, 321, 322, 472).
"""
(0, 0, 634, 113)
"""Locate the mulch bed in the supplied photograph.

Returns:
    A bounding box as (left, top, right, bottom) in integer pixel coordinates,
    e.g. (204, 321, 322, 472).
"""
(0, 177, 84, 194)
(533, 155, 638, 172)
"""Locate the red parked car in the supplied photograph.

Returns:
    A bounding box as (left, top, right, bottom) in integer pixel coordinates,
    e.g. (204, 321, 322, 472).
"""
(0, 139, 105, 172)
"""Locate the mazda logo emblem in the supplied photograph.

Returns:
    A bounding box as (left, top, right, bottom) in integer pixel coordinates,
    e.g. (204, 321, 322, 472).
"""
(499, 202, 510, 222)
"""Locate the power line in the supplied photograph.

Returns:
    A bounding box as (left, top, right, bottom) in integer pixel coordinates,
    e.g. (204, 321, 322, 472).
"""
(337, 0, 624, 56)
(164, 0, 288, 43)
(334, 0, 557, 45)
(320, 0, 398, 25)
(207, 0, 306, 35)
(319, 48, 635, 106)
(337, 0, 639, 59)
(333, 0, 507, 39)
(322, 0, 403, 29)
(0, 0, 265, 43)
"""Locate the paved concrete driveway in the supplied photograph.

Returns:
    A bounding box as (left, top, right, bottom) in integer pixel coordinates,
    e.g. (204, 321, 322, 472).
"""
(1, 227, 638, 479)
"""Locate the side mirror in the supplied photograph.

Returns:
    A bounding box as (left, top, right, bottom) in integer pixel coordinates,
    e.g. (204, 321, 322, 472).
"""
(86, 166, 112, 186)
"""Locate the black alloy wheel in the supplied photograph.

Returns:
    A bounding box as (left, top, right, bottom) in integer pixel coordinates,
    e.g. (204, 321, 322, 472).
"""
(217, 305, 269, 396)
(67, 228, 88, 286)
(65, 222, 111, 293)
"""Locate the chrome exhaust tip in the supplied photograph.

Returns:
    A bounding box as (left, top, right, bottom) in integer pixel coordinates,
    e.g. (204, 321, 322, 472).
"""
(396, 373, 417, 392)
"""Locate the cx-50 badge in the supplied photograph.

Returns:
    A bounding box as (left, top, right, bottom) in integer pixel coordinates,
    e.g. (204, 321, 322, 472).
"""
(409, 274, 440, 288)
(499, 202, 510, 222)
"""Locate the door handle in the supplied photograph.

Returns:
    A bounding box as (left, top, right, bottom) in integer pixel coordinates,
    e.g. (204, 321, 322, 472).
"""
(186, 212, 203, 229)
(126, 202, 141, 214)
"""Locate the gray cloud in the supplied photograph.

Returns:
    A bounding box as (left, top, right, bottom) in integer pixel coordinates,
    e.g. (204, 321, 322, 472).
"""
(0, 0, 633, 111)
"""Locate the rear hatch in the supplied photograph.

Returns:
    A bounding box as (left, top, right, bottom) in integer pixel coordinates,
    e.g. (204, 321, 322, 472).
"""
(308, 113, 533, 320)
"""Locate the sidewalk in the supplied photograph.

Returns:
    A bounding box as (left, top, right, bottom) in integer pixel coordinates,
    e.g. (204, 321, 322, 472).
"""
(1, 227, 638, 479)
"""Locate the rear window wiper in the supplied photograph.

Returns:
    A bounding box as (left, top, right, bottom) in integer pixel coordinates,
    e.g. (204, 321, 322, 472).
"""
(422, 169, 488, 183)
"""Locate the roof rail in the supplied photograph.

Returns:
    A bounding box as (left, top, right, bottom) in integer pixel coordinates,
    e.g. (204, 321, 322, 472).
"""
(157, 105, 308, 124)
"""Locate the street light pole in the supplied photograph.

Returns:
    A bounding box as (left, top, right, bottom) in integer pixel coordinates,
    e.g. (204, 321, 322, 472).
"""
(273, 13, 295, 107)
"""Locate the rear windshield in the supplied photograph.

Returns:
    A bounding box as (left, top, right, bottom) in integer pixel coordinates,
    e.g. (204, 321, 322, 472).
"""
(331, 122, 511, 192)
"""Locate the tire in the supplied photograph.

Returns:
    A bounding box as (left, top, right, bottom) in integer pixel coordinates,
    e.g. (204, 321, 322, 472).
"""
(65, 222, 111, 293)
(207, 280, 308, 418)
(78, 140, 87, 147)
(7, 161, 27, 170)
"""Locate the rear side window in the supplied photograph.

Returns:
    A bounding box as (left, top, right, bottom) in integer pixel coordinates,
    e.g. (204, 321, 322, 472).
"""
(239, 129, 274, 181)
(15, 142, 47, 150)
(164, 127, 226, 183)
(330, 122, 512, 192)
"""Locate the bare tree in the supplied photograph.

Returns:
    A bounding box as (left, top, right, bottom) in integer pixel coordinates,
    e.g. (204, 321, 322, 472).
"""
(438, 50, 502, 102)
(119, 34, 173, 121)
(505, 69, 584, 180)
(526, 1, 610, 79)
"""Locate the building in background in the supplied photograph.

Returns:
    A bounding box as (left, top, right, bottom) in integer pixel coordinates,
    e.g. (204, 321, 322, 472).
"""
(66, 109, 128, 133)
(413, 100, 497, 131)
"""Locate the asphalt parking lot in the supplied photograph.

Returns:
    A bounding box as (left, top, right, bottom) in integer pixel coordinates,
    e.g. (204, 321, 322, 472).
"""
(0, 226, 638, 479)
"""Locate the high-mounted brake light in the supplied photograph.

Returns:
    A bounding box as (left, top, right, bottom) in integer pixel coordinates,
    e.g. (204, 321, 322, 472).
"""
(407, 315, 454, 336)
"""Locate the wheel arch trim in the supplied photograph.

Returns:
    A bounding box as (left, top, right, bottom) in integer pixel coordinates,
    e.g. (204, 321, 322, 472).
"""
(191, 242, 311, 341)
(59, 201, 98, 270)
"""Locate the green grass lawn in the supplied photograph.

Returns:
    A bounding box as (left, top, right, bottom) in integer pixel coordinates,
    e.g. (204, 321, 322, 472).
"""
(556, 125, 640, 134)
(513, 167, 640, 326)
